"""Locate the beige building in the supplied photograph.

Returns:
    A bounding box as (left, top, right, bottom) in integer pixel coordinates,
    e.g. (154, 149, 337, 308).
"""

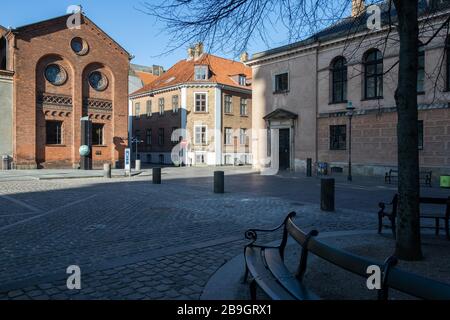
(129, 44, 252, 166)
(248, 1, 450, 176)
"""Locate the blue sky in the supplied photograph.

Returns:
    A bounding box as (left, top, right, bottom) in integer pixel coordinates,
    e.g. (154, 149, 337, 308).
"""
(0, 0, 299, 69)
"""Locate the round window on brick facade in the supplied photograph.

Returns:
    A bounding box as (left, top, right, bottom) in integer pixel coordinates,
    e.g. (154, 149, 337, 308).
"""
(88, 71, 108, 91)
(44, 64, 68, 86)
(71, 37, 89, 55)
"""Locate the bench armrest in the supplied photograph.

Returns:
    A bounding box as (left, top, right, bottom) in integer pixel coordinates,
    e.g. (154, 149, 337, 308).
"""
(245, 212, 296, 244)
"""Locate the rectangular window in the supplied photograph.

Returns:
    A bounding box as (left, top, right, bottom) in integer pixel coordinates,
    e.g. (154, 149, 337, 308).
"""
(46, 121, 63, 145)
(195, 93, 207, 112)
(418, 120, 424, 150)
(92, 123, 104, 146)
(159, 98, 165, 115)
(224, 127, 233, 145)
(240, 128, 247, 145)
(239, 75, 247, 86)
(224, 95, 233, 114)
(330, 125, 347, 150)
(146, 100, 152, 117)
(195, 153, 206, 164)
(195, 125, 207, 145)
(172, 95, 179, 113)
(418, 46, 425, 93)
(240, 98, 248, 116)
(158, 128, 164, 146)
(274, 73, 289, 93)
(146, 129, 152, 145)
(171, 127, 179, 143)
(135, 102, 141, 118)
(194, 66, 208, 80)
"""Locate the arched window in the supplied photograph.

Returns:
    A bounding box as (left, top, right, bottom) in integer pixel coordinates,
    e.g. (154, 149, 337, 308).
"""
(331, 57, 347, 103)
(417, 42, 425, 93)
(364, 49, 383, 99)
(0, 37, 7, 70)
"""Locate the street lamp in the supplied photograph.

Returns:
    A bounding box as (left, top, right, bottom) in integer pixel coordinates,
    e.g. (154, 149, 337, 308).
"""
(346, 101, 356, 182)
(130, 136, 144, 168)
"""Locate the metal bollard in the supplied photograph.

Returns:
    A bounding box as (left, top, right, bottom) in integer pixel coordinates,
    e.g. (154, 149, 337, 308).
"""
(2, 156, 10, 171)
(135, 160, 141, 171)
(214, 171, 225, 194)
(103, 163, 111, 178)
(306, 158, 312, 177)
(153, 167, 162, 184)
(321, 178, 335, 212)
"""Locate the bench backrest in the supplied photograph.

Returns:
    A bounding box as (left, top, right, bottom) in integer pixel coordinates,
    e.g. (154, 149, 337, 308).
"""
(285, 215, 450, 300)
(390, 195, 450, 217)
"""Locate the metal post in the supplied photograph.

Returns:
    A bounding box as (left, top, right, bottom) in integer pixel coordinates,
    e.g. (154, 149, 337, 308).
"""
(306, 158, 312, 177)
(321, 178, 335, 212)
(136, 160, 141, 171)
(153, 167, 161, 184)
(214, 171, 225, 194)
(348, 115, 353, 182)
(103, 163, 111, 178)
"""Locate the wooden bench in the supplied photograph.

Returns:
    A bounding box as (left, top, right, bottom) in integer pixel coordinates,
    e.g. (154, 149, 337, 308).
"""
(244, 212, 450, 300)
(385, 169, 433, 187)
(378, 194, 450, 240)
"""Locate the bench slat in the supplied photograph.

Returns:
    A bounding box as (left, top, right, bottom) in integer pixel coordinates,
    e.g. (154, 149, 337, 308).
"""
(264, 248, 320, 300)
(245, 247, 297, 300)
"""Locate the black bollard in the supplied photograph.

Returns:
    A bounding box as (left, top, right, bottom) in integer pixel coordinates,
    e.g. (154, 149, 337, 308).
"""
(306, 158, 312, 177)
(153, 167, 162, 184)
(214, 171, 225, 194)
(321, 178, 335, 212)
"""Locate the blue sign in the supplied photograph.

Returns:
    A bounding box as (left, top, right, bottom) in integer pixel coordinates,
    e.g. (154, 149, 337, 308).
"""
(125, 148, 131, 171)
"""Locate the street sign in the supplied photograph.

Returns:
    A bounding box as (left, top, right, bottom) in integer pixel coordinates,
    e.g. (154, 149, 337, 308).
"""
(125, 148, 131, 171)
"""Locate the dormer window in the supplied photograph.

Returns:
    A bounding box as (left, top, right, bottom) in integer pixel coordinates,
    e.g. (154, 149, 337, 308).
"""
(239, 75, 247, 86)
(195, 65, 208, 81)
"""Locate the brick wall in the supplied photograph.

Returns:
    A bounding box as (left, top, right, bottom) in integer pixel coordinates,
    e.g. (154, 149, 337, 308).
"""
(12, 15, 129, 169)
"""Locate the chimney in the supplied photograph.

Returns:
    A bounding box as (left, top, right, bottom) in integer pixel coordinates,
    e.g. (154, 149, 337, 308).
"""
(194, 42, 204, 60)
(240, 52, 249, 63)
(187, 47, 195, 60)
(351, 0, 365, 17)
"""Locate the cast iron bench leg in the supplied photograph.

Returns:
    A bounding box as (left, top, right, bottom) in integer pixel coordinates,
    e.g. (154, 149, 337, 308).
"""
(250, 280, 257, 301)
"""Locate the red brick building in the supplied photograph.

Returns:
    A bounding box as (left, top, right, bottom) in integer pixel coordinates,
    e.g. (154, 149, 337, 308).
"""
(0, 12, 130, 169)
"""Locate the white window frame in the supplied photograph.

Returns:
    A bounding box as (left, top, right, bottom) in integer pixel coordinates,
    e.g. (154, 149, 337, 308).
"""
(239, 75, 247, 86)
(135, 102, 141, 118)
(194, 65, 208, 81)
(240, 98, 248, 116)
(194, 124, 208, 145)
(146, 100, 152, 117)
(224, 95, 233, 114)
(194, 92, 208, 113)
(172, 95, 179, 113)
(159, 98, 165, 115)
(240, 128, 247, 145)
(224, 127, 233, 145)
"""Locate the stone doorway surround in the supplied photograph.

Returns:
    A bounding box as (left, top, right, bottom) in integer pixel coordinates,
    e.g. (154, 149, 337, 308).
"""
(263, 108, 298, 171)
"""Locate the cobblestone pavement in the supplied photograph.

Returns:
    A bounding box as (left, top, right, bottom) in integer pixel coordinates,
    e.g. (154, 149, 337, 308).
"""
(0, 167, 448, 300)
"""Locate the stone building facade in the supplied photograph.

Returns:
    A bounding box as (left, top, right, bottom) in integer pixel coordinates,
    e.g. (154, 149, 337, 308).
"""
(248, 1, 450, 176)
(0, 12, 130, 169)
(129, 45, 252, 166)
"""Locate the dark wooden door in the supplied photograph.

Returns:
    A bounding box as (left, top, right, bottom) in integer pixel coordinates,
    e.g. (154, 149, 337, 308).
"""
(279, 129, 290, 170)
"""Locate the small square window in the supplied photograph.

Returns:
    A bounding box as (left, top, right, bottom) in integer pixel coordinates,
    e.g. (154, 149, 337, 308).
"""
(274, 73, 289, 93)
(92, 123, 104, 146)
(195, 93, 207, 112)
(330, 125, 347, 150)
(46, 121, 63, 145)
(194, 66, 208, 80)
(239, 75, 247, 86)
